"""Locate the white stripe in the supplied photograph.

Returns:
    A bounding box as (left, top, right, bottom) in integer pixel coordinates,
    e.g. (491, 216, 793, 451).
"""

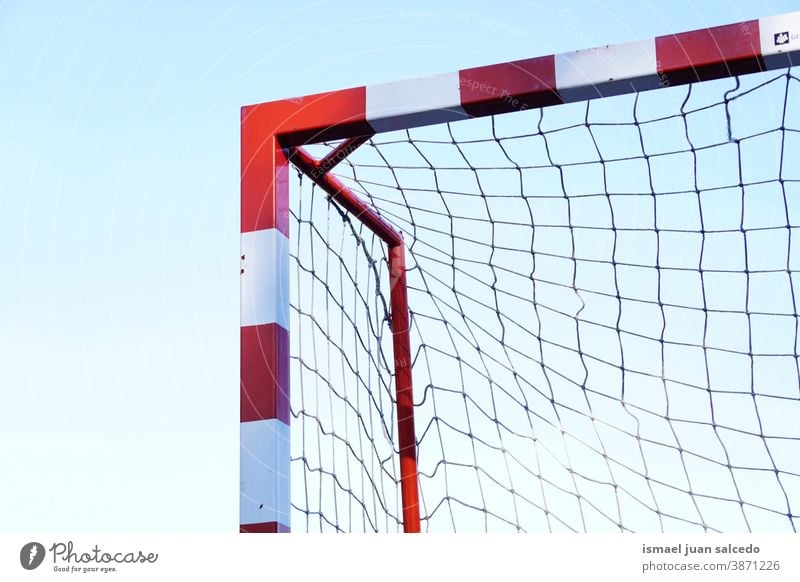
(555, 39, 660, 102)
(759, 12, 800, 69)
(240, 228, 289, 329)
(366, 72, 466, 133)
(240, 418, 290, 526)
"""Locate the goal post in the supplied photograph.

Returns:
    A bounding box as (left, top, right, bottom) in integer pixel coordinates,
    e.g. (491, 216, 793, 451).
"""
(240, 12, 800, 533)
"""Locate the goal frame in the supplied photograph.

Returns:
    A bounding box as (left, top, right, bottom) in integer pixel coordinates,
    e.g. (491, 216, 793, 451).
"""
(240, 12, 800, 534)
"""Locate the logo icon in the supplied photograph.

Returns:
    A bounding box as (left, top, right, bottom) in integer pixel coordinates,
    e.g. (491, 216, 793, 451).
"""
(20, 542, 46, 570)
(774, 31, 790, 45)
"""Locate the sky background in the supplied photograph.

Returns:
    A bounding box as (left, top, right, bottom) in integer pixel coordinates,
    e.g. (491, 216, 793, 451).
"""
(1, 0, 798, 532)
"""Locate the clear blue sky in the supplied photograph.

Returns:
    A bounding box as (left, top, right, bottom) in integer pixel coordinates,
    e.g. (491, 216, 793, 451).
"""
(0, 0, 797, 532)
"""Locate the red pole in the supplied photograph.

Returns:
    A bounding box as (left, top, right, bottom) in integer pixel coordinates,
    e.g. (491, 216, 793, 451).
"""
(288, 146, 402, 247)
(389, 241, 421, 533)
(289, 145, 421, 533)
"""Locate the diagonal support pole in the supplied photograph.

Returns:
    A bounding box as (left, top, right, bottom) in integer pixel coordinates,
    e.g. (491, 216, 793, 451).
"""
(288, 145, 421, 533)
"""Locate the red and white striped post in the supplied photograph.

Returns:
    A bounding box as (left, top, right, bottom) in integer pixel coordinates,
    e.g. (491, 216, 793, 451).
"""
(239, 92, 375, 533)
(240, 111, 291, 533)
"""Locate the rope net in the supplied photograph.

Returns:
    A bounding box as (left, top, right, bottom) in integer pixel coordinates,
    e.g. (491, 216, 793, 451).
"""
(288, 68, 800, 532)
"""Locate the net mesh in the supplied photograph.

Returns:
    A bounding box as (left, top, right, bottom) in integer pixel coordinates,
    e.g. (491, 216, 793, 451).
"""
(289, 68, 800, 532)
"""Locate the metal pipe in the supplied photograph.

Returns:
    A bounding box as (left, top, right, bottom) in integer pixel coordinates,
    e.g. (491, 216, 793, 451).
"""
(289, 145, 421, 532)
(389, 240, 421, 533)
(288, 146, 402, 247)
(317, 135, 373, 173)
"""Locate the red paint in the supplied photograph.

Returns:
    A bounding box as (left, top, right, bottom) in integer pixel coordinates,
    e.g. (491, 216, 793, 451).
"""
(241, 130, 290, 236)
(241, 87, 370, 234)
(656, 20, 763, 85)
(389, 242, 421, 533)
(460, 55, 561, 117)
(317, 135, 373, 173)
(240, 323, 290, 425)
(240, 522, 290, 533)
(242, 87, 369, 149)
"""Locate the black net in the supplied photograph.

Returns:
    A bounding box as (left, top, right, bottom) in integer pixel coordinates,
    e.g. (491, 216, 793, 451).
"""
(289, 176, 401, 532)
(289, 68, 800, 532)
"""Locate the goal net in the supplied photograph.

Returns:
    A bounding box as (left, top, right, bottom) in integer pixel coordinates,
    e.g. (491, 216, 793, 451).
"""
(289, 67, 800, 533)
(241, 14, 800, 535)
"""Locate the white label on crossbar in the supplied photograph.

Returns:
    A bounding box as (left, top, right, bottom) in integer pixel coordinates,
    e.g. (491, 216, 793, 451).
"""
(760, 12, 800, 66)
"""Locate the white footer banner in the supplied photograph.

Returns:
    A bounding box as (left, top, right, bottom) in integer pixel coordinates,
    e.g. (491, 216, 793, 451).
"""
(1, 534, 797, 581)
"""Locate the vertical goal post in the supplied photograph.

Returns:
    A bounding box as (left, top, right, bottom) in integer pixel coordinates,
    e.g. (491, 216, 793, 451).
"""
(240, 12, 800, 533)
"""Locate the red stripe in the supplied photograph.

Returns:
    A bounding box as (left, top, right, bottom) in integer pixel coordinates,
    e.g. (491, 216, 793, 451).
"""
(241, 323, 290, 424)
(459, 55, 560, 117)
(241, 131, 289, 236)
(242, 88, 369, 234)
(656, 20, 763, 86)
(240, 522, 290, 533)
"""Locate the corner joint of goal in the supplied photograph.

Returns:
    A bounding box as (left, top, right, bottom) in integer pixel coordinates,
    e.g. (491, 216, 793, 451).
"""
(285, 139, 422, 533)
(287, 142, 405, 249)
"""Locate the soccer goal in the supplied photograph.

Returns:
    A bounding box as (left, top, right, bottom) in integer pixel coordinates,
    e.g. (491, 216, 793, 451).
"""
(240, 13, 800, 533)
